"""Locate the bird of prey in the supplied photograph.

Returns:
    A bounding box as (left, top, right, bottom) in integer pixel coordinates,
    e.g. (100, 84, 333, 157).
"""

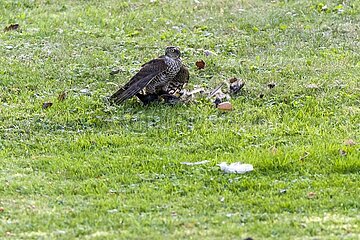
(109, 46, 189, 105)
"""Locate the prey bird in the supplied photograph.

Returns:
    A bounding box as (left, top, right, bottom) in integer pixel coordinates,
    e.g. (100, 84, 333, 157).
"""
(109, 46, 189, 105)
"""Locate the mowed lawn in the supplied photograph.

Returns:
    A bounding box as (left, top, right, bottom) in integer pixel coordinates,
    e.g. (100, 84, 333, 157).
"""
(1, 0, 360, 239)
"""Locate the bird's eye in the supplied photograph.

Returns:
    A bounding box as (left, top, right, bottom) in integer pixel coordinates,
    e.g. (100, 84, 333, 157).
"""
(171, 49, 175, 52)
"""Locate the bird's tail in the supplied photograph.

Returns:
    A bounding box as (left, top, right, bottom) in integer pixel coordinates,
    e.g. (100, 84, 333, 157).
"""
(109, 73, 158, 105)
(109, 87, 127, 105)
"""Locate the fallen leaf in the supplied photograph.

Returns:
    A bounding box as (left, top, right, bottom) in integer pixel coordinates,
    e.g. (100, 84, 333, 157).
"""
(267, 82, 276, 89)
(195, 59, 205, 69)
(307, 192, 316, 199)
(4, 23, 19, 32)
(42, 102, 53, 109)
(58, 91, 67, 102)
(344, 139, 356, 146)
(228, 77, 238, 83)
(217, 101, 233, 111)
(0, 207, 4, 212)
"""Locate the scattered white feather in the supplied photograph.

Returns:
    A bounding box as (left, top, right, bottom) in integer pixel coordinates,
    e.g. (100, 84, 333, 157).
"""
(80, 88, 90, 94)
(181, 160, 210, 166)
(218, 162, 254, 174)
(107, 209, 118, 214)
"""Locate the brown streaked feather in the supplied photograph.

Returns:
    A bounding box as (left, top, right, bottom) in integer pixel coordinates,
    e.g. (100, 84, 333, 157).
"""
(174, 65, 189, 85)
(167, 65, 189, 94)
(109, 58, 168, 104)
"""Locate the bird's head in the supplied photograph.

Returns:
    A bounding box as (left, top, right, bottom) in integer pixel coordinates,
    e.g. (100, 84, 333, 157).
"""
(165, 46, 181, 59)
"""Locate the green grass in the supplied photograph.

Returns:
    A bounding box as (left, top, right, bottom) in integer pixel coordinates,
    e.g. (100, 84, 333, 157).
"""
(1, 0, 360, 239)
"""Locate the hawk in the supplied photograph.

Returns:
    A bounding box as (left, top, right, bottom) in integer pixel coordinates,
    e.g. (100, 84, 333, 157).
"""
(109, 46, 189, 105)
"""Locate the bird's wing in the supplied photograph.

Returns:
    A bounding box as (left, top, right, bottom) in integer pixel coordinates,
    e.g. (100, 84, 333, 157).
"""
(109, 58, 168, 104)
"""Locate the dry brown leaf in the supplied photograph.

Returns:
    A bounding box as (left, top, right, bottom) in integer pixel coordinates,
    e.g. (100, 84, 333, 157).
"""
(42, 102, 53, 109)
(4, 23, 19, 32)
(307, 192, 316, 199)
(195, 60, 205, 69)
(217, 101, 233, 111)
(229, 77, 238, 83)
